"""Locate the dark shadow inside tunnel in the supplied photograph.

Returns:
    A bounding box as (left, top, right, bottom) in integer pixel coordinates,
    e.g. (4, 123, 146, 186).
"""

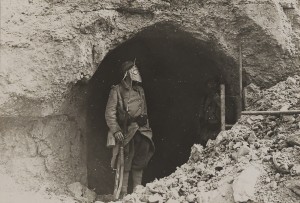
(87, 23, 239, 195)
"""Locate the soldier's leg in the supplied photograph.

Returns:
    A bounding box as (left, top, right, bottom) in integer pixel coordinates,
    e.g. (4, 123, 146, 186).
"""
(132, 132, 151, 169)
(132, 169, 143, 191)
(122, 141, 134, 196)
(131, 132, 152, 191)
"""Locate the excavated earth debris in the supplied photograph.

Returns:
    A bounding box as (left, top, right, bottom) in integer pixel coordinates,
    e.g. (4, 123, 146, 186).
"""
(112, 75, 300, 203)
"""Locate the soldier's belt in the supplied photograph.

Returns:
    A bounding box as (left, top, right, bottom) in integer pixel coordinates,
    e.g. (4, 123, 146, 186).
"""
(120, 114, 148, 127)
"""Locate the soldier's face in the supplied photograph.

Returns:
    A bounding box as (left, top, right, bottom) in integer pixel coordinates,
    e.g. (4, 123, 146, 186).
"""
(129, 65, 142, 82)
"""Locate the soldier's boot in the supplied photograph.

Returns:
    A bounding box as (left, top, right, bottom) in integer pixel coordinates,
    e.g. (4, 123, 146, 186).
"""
(120, 171, 129, 198)
(132, 169, 143, 192)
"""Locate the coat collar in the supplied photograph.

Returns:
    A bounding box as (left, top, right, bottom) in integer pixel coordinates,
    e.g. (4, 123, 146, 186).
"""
(121, 79, 141, 90)
(121, 79, 131, 90)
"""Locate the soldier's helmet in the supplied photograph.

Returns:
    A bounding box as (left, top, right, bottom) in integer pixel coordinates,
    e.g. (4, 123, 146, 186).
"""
(121, 61, 134, 74)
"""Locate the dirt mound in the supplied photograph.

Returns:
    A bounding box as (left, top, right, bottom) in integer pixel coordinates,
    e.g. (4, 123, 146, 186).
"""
(121, 76, 300, 203)
(246, 75, 300, 111)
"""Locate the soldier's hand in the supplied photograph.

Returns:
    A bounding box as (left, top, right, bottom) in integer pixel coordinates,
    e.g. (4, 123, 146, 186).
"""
(114, 131, 124, 142)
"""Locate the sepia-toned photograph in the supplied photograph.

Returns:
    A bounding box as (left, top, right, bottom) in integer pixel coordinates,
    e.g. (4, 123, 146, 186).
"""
(0, 0, 300, 202)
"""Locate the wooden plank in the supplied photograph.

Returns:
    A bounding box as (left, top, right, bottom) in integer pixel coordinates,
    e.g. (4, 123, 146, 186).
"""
(237, 44, 243, 119)
(241, 110, 300, 115)
(220, 84, 226, 131)
(225, 124, 234, 127)
(225, 124, 234, 129)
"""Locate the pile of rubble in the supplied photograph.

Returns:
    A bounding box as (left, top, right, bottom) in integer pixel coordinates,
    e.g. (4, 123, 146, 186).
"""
(246, 75, 300, 111)
(119, 76, 300, 203)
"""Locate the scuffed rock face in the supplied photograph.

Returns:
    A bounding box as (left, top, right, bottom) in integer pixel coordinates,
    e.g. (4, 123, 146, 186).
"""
(1, 0, 300, 116)
(68, 182, 97, 203)
(0, 172, 79, 203)
(287, 133, 300, 147)
(232, 165, 262, 203)
(196, 183, 234, 203)
(0, 116, 86, 192)
(286, 179, 300, 197)
(246, 75, 300, 111)
(0, 0, 112, 117)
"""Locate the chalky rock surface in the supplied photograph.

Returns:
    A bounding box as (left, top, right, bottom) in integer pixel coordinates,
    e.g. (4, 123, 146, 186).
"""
(122, 76, 300, 203)
(68, 182, 97, 203)
(1, 0, 300, 202)
(232, 165, 262, 202)
(1, 0, 300, 116)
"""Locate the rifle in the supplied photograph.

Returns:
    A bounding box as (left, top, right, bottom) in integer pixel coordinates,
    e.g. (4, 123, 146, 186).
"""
(113, 106, 129, 200)
(113, 143, 124, 200)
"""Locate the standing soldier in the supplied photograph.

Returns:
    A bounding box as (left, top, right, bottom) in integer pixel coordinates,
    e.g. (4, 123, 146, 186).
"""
(105, 60, 155, 199)
(196, 80, 221, 145)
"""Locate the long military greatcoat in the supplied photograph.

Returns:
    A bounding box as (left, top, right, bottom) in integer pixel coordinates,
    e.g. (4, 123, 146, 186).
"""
(105, 80, 155, 168)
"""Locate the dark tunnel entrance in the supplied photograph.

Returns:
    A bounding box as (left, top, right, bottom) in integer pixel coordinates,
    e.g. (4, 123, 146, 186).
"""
(87, 23, 239, 194)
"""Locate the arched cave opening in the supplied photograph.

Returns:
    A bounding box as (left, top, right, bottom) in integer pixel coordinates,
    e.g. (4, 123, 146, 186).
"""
(87, 23, 239, 195)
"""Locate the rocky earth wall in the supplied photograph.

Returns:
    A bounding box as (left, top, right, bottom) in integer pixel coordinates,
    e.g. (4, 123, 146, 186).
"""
(1, 0, 300, 196)
(1, 0, 300, 116)
(0, 115, 87, 192)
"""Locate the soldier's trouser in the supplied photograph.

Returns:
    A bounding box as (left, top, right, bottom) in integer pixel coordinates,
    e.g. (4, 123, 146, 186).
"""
(121, 131, 150, 194)
(121, 169, 143, 194)
(124, 131, 152, 171)
(132, 169, 143, 191)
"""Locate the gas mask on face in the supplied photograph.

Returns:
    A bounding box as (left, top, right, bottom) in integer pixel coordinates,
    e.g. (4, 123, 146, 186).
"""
(128, 65, 142, 83)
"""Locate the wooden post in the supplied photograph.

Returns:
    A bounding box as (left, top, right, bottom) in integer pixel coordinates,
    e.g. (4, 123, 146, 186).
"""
(243, 88, 248, 109)
(220, 84, 226, 131)
(237, 44, 243, 119)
